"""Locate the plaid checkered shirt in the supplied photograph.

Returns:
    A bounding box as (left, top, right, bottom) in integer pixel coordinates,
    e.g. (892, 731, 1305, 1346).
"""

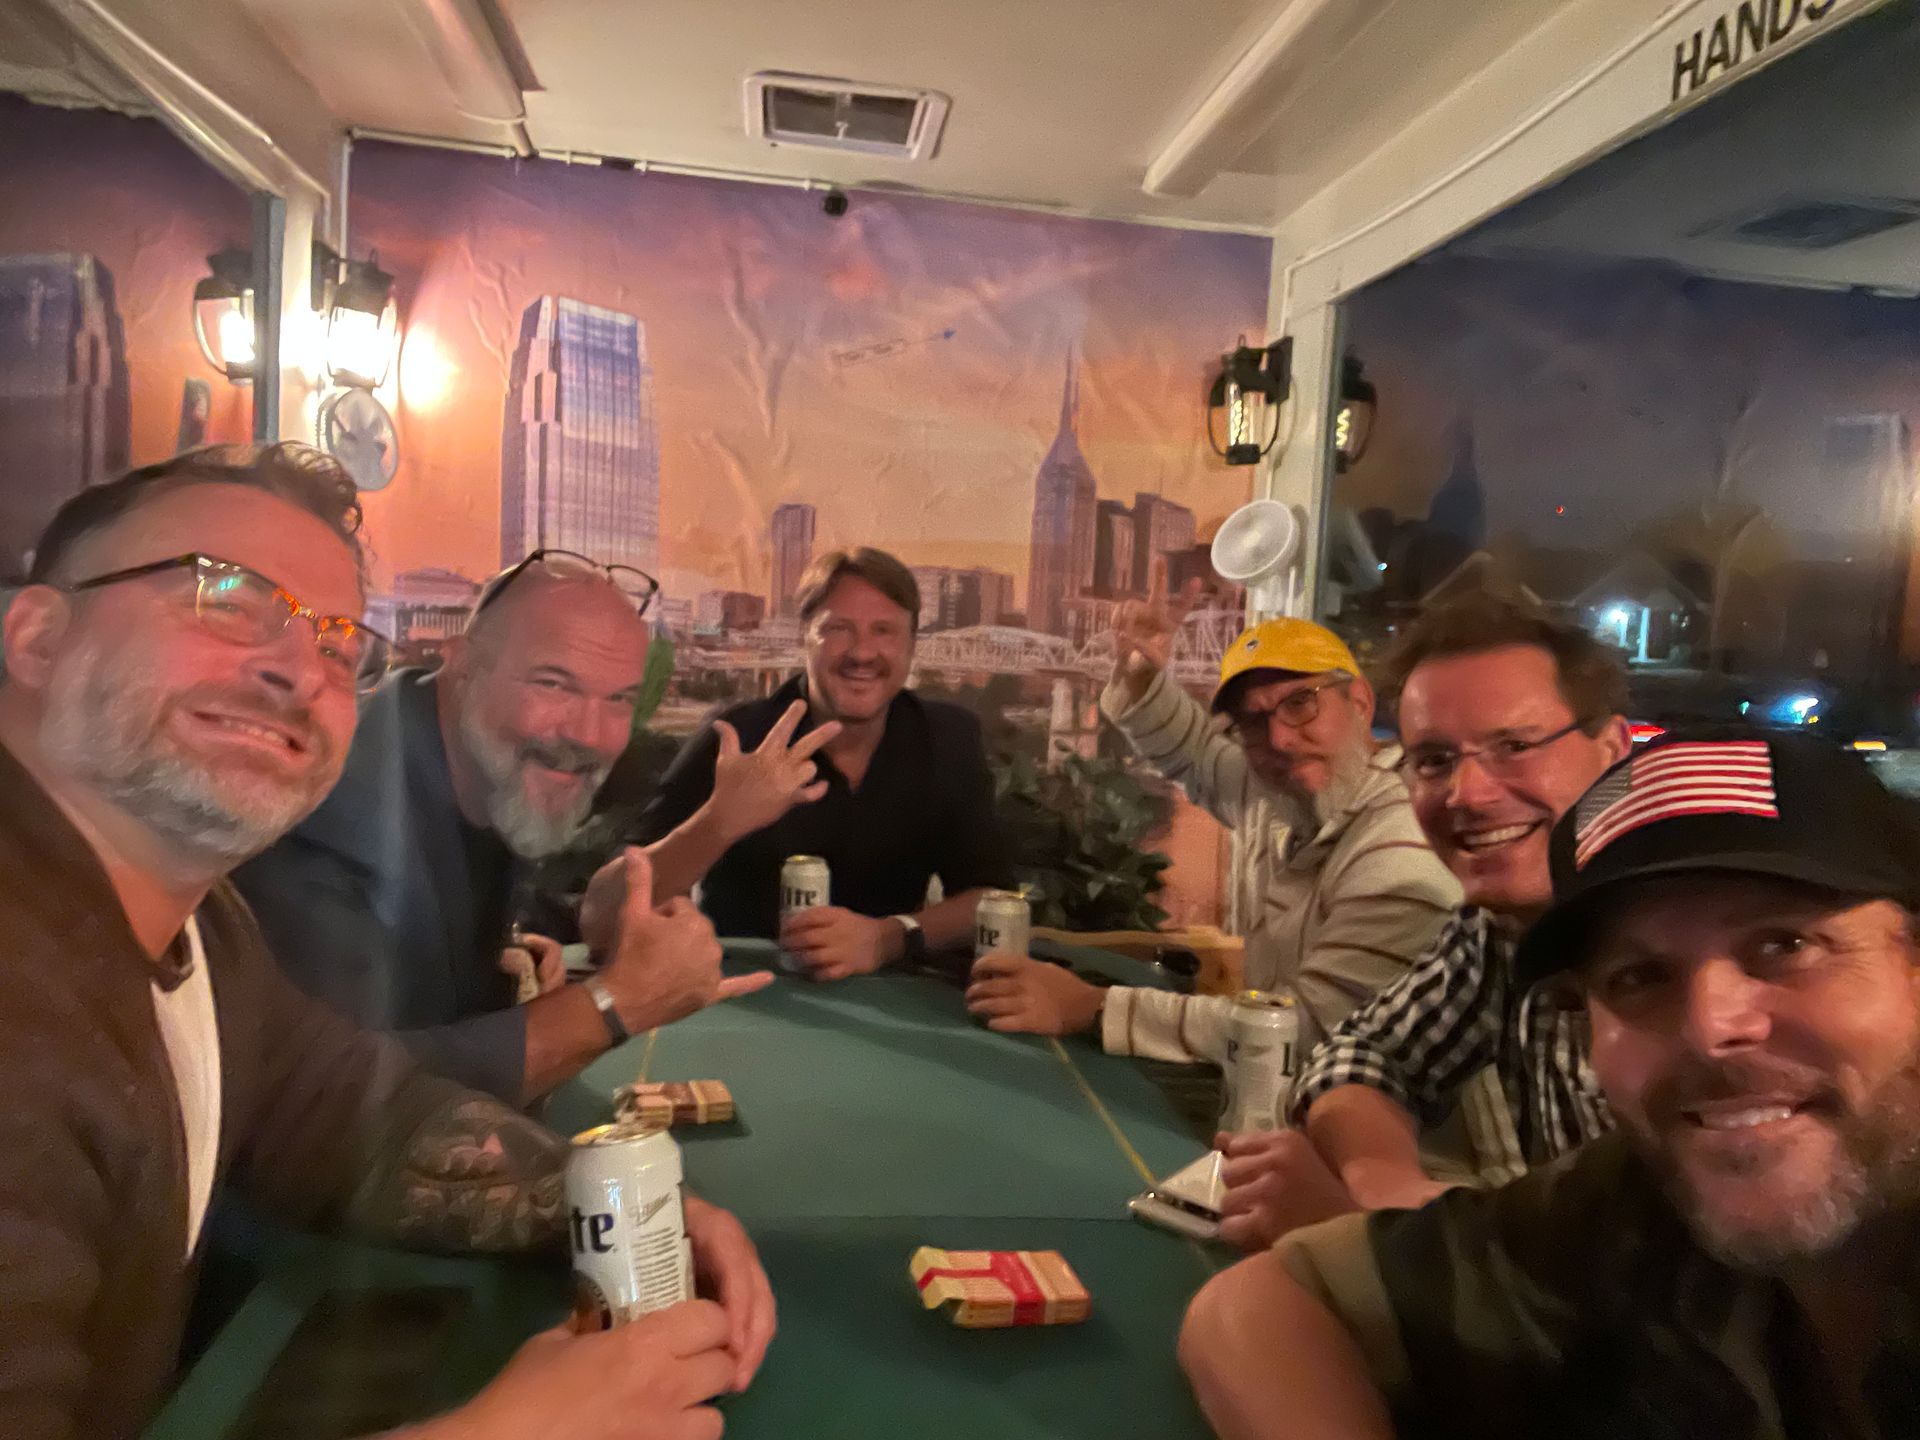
(1289, 908, 1613, 1168)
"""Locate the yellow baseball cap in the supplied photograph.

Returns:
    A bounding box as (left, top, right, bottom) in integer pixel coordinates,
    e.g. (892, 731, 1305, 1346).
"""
(1211, 618, 1361, 713)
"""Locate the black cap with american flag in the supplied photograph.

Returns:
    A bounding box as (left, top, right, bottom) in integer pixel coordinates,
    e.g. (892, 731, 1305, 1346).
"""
(1513, 727, 1920, 993)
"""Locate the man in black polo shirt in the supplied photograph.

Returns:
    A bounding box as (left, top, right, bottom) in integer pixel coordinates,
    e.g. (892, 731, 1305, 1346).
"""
(633, 547, 1012, 978)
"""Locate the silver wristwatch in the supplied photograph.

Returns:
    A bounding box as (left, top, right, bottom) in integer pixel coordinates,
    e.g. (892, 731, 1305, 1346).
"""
(586, 977, 629, 1045)
(891, 912, 927, 965)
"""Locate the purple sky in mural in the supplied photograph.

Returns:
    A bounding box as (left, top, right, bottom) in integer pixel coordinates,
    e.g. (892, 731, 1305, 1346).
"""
(349, 141, 1271, 599)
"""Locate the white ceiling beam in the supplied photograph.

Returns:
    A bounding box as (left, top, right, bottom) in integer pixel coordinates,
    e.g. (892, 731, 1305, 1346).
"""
(33, 0, 330, 200)
(392, 0, 533, 154)
(1144, 0, 1347, 199)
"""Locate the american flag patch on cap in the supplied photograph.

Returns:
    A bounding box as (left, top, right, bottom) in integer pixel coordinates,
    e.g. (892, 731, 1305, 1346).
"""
(1574, 740, 1778, 869)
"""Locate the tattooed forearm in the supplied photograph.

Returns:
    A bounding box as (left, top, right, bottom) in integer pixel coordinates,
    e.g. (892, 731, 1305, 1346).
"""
(351, 1096, 568, 1253)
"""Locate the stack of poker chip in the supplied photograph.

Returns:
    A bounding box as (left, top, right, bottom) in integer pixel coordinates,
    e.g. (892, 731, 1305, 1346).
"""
(909, 1247, 1091, 1328)
(613, 1080, 736, 1128)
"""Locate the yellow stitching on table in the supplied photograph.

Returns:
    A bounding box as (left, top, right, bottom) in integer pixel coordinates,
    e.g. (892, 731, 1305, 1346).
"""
(1046, 1037, 1156, 1186)
(1047, 1036, 1224, 1276)
(637, 1029, 659, 1083)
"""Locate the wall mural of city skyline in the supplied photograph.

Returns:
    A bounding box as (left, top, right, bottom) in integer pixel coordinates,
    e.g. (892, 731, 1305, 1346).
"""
(347, 140, 1271, 926)
(0, 106, 1272, 929)
(348, 141, 1267, 632)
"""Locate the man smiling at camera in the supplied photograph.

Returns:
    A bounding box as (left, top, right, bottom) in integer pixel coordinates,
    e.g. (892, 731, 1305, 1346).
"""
(635, 547, 1013, 977)
(237, 549, 828, 1103)
(1184, 594, 1632, 1253)
(1182, 729, 1920, 1440)
(0, 445, 770, 1440)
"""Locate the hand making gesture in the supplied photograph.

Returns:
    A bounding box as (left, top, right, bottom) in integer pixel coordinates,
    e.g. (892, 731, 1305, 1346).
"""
(707, 700, 842, 843)
(1109, 558, 1192, 702)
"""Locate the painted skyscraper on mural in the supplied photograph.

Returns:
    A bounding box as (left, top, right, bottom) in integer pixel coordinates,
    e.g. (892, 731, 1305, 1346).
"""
(0, 253, 129, 568)
(1026, 355, 1098, 636)
(769, 502, 816, 617)
(501, 296, 662, 577)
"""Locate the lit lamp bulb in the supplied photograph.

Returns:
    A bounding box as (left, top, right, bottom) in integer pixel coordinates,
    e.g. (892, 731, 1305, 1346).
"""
(218, 305, 256, 370)
(327, 302, 394, 389)
(324, 256, 398, 390)
(191, 247, 257, 384)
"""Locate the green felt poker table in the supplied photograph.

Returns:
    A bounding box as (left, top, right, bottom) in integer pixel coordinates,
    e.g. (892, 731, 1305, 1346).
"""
(146, 941, 1226, 1440)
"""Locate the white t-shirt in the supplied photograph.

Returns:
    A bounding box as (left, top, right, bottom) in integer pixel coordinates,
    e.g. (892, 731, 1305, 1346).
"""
(149, 916, 221, 1258)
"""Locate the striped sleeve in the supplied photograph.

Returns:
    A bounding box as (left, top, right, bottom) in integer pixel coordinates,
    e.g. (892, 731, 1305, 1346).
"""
(1289, 915, 1502, 1128)
(1292, 798, 1461, 1050)
(1099, 669, 1262, 830)
(1099, 986, 1234, 1065)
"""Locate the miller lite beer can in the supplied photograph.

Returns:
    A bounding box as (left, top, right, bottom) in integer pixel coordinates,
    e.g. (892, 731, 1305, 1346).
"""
(778, 855, 831, 973)
(1220, 990, 1301, 1133)
(975, 889, 1032, 960)
(567, 1120, 693, 1329)
(780, 855, 830, 919)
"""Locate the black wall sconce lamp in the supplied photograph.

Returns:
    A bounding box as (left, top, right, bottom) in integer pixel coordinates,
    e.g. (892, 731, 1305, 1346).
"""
(1207, 336, 1292, 466)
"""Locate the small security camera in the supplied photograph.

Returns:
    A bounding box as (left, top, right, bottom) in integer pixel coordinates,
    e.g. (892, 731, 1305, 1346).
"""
(821, 190, 849, 217)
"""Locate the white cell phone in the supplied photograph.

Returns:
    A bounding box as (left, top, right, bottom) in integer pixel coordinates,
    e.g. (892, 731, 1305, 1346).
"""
(1128, 1150, 1226, 1241)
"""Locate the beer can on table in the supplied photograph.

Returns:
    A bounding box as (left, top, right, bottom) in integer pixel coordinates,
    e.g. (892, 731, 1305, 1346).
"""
(567, 1120, 693, 1329)
(1220, 990, 1301, 1133)
(975, 888, 1032, 960)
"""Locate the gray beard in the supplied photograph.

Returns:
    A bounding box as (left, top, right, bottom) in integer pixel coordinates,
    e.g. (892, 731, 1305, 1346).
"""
(1627, 1055, 1920, 1273)
(39, 638, 327, 868)
(1304, 742, 1379, 829)
(455, 705, 604, 860)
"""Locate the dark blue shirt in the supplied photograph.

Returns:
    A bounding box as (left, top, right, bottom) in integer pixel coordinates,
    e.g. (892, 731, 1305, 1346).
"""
(233, 669, 529, 1100)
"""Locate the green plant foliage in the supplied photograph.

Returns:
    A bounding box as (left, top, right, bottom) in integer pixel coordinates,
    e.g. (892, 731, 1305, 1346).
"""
(993, 751, 1172, 932)
(632, 631, 675, 731)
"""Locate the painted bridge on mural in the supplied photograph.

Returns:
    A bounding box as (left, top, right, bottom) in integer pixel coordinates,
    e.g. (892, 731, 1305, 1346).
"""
(679, 608, 1247, 686)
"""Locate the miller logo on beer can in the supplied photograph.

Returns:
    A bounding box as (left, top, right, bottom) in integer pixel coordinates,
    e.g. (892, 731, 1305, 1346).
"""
(778, 855, 831, 974)
(975, 889, 1032, 960)
(567, 1120, 693, 1329)
(1220, 990, 1301, 1133)
(780, 855, 830, 919)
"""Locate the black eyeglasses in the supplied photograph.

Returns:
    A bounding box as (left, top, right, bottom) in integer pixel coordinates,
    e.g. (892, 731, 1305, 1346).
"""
(64, 552, 393, 692)
(475, 549, 659, 618)
(1229, 676, 1352, 743)
(1397, 721, 1587, 788)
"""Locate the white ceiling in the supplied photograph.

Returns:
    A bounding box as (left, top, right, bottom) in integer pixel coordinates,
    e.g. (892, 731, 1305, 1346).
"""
(1457, 0, 1920, 293)
(0, 0, 1576, 233)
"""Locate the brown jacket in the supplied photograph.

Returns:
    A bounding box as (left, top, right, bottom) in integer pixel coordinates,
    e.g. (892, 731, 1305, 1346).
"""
(0, 742, 471, 1440)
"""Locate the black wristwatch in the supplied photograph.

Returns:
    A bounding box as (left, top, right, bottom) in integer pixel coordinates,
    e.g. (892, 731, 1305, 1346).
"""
(586, 977, 629, 1045)
(892, 914, 927, 967)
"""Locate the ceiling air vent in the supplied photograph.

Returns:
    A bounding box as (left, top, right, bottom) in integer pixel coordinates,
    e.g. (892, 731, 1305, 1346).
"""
(1697, 197, 1920, 251)
(745, 72, 950, 161)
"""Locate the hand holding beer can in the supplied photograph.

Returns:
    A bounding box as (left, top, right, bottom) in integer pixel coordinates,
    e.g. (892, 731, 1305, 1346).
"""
(778, 855, 830, 975)
(567, 1120, 694, 1330)
(1220, 990, 1301, 1134)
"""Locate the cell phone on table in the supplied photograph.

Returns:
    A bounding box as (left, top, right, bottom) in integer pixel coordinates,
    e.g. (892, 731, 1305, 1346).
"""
(1129, 1150, 1226, 1241)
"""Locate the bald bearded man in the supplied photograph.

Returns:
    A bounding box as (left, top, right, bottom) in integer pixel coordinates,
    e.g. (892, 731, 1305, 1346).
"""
(236, 550, 828, 1103)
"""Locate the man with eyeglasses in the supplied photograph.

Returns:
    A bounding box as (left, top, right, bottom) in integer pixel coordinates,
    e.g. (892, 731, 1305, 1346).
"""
(236, 546, 836, 1105)
(968, 572, 1457, 1167)
(0, 445, 771, 1440)
(1182, 731, 1920, 1440)
(1210, 592, 1630, 1250)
